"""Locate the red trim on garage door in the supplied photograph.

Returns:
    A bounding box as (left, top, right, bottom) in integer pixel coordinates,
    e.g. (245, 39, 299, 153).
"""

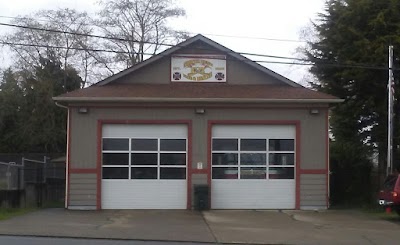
(207, 120, 301, 209)
(96, 120, 192, 210)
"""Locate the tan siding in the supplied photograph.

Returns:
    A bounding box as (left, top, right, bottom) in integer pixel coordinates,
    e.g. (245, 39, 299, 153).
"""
(69, 173, 97, 207)
(192, 174, 207, 185)
(192, 114, 207, 168)
(300, 174, 327, 208)
(301, 110, 327, 169)
(70, 108, 98, 169)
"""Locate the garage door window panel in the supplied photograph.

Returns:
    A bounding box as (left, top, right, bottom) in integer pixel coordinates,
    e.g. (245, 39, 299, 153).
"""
(212, 153, 238, 165)
(160, 153, 186, 165)
(212, 138, 267, 180)
(240, 167, 266, 179)
(240, 139, 266, 151)
(269, 153, 294, 166)
(131, 153, 158, 165)
(160, 167, 186, 179)
(131, 139, 157, 151)
(160, 139, 186, 151)
(269, 167, 294, 179)
(212, 167, 238, 179)
(268, 139, 295, 180)
(102, 153, 129, 165)
(103, 138, 129, 151)
(212, 137, 295, 180)
(269, 139, 294, 151)
(212, 139, 238, 151)
(103, 167, 129, 179)
(240, 153, 266, 165)
(103, 136, 187, 180)
(131, 167, 157, 179)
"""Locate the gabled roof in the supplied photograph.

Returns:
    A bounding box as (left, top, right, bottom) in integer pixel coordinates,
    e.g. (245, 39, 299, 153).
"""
(95, 34, 301, 87)
(54, 84, 342, 103)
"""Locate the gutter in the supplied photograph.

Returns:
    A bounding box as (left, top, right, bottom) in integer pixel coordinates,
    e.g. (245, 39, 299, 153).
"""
(53, 97, 344, 104)
(54, 101, 69, 209)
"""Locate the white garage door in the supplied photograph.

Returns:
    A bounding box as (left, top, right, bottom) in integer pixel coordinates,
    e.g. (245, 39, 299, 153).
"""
(101, 124, 187, 209)
(211, 125, 296, 209)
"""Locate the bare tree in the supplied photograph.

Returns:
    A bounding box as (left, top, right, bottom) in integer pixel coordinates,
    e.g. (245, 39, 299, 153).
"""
(0, 9, 96, 87)
(94, 0, 187, 74)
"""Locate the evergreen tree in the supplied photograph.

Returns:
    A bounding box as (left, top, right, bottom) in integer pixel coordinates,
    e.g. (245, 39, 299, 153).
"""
(304, 0, 400, 204)
(0, 57, 82, 153)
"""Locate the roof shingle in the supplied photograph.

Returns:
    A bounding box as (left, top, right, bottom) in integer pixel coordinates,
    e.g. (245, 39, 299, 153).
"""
(55, 84, 339, 102)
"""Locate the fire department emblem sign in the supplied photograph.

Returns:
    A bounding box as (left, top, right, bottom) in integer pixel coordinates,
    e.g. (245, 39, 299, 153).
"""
(171, 55, 226, 82)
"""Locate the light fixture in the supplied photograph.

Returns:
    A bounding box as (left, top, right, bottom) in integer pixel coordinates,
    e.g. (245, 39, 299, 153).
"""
(78, 107, 89, 114)
(195, 108, 205, 114)
(309, 108, 320, 115)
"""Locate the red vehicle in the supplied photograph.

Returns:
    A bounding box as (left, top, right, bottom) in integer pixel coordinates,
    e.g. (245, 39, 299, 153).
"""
(378, 174, 400, 214)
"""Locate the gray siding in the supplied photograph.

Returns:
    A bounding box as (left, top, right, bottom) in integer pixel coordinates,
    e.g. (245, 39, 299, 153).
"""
(301, 110, 327, 169)
(191, 174, 207, 185)
(69, 173, 97, 207)
(300, 174, 327, 209)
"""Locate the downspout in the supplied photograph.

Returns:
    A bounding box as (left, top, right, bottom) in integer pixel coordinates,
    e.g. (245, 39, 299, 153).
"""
(55, 102, 69, 209)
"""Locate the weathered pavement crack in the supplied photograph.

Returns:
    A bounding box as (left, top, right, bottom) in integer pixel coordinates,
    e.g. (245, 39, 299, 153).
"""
(200, 211, 220, 244)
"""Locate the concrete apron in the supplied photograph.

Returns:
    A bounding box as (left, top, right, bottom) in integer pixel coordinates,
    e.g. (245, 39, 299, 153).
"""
(0, 209, 398, 245)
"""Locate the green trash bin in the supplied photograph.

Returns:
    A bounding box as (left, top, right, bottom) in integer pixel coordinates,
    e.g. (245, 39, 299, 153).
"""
(194, 185, 209, 210)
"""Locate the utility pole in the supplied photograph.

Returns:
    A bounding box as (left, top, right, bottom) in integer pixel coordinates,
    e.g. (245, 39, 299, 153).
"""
(387, 45, 394, 176)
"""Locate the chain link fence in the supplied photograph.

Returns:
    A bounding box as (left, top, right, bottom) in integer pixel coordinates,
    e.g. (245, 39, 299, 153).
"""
(0, 157, 65, 208)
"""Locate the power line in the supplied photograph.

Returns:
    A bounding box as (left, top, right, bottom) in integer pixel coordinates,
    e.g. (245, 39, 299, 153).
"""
(0, 41, 127, 54)
(0, 22, 176, 48)
(0, 15, 304, 43)
(0, 40, 393, 71)
(0, 22, 309, 61)
(200, 33, 303, 43)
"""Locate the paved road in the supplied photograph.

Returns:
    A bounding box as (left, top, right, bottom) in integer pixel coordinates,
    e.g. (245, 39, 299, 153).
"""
(0, 236, 217, 245)
(0, 209, 399, 244)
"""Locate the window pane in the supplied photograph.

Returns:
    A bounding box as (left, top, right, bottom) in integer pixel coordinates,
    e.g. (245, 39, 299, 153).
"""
(240, 153, 266, 165)
(212, 139, 238, 151)
(212, 167, 238, 179)
(160, 153, 186, 165)
(240, 139, 266, 151)
(383, 176, 398, 190)
(102, 167, 128, 179)
(131, 153, 158, 165)
(269, 139, 294, 151)
(160, 168, 186, 179)
(131, 139, 157, 151)
(241, 167, 266, 179)
(103, 153, 129, 165)
(269, 153, 294, 165)
(160, 139, 186, 151)
(103, 138, 129, 151)
(212, 153, 238, 165)
(269, 167, 294, 179)
(131, 167, 157, 179)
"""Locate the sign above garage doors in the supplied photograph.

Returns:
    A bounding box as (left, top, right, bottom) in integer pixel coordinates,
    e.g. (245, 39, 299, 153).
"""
(171, 55, 226, 82)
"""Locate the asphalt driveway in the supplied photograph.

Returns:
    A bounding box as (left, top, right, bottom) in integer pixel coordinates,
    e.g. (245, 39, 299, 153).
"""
(0, 208, 398, 245)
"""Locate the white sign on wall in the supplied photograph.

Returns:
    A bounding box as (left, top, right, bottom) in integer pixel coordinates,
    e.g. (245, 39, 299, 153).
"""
(171, 55, 226, 82)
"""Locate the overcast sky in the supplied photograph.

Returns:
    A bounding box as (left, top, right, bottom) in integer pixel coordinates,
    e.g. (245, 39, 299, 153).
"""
(0, 0, 326, 85)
